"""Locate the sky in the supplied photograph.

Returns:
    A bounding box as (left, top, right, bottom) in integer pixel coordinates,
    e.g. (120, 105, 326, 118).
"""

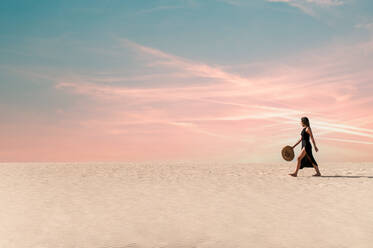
(1, 0, 373, 163)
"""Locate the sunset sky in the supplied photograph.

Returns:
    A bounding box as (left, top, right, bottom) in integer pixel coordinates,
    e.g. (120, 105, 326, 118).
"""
(1, 0, 373, 163)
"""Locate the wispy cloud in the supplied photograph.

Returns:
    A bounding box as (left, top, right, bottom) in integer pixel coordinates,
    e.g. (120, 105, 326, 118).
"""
(135, 5, 184, 15)
(267, 0, 345, 16)
(355, 22, 373, 32)
(268, 0, 344, 6)
(120, 38, 254, 86)
(216, 0, 244, 6)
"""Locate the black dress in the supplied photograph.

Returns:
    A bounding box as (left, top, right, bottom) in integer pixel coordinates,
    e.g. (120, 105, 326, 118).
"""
(300, 127, 318, 169)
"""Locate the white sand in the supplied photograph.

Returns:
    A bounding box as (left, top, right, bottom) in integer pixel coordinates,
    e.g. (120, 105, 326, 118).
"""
(0, 162, 372, 248)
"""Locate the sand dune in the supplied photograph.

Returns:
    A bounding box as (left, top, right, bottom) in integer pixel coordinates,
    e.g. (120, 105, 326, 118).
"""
(0, 162, 372, 248)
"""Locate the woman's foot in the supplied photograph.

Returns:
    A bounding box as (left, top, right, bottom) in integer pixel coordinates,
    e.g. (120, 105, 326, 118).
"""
(312, 173, 321, 177)
(289, 172, 298, 177)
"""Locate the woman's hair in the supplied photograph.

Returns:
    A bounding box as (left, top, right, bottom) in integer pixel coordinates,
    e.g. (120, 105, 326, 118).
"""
(301, 117, 310, 127)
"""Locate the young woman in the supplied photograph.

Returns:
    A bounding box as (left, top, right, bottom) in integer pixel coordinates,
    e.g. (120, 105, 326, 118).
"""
(289, 117, 321, 177)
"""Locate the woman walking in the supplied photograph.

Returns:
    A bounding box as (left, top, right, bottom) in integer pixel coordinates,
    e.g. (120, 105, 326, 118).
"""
(289, 117, 321, 177)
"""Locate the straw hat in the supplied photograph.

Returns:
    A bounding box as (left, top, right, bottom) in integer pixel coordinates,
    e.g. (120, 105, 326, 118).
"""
(281, 145, 294, 161)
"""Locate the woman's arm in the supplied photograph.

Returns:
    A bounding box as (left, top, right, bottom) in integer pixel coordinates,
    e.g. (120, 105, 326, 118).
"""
(292, 137, 302, 149)
(307, 127, 319, 152)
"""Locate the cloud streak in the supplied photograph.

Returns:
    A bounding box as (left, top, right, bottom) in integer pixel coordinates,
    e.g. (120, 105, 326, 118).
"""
(267, 0, 345, 16)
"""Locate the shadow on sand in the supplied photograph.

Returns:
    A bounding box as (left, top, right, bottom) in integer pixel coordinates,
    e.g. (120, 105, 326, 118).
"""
(320, 175, 373, 179)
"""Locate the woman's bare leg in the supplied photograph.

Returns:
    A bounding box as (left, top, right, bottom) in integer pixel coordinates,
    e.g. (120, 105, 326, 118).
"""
(289, 148, 306, 177)
(312, 163, 321, 176)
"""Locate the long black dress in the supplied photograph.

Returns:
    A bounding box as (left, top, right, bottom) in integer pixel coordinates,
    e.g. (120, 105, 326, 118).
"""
(300, 127, 318, 169)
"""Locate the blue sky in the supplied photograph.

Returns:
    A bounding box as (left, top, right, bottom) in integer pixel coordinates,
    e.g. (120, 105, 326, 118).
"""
(1, 0, 373, 162)
(2, 0, 372, 64)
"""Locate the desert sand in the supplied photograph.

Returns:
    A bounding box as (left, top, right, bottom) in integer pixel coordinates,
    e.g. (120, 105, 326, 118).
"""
(0, 162, 372, 248)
